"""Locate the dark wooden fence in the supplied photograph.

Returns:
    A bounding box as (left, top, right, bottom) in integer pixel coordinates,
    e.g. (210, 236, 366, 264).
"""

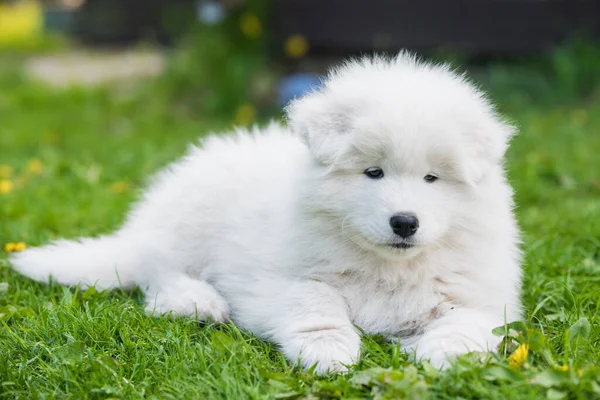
(272, 0, 600, 54)
(71, 0, 599, 54)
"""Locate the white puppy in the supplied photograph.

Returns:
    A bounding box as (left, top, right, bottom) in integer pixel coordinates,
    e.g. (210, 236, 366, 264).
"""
(11, 53, 522, 374)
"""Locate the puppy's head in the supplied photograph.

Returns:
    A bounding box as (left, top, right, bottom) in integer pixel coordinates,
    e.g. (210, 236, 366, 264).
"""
(286, 53, 515, 260)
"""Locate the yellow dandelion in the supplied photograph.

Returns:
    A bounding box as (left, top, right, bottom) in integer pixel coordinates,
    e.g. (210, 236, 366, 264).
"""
(0, 0, 43, 46)
(240, 13, 261, 38)
(4, 242, 26, 252)
(0, 165, 13, 178)
(284, 35, 309, 59)
(560, 364, 568, 371)
(110, 181, 129, 194)
(0, 179, 14, 194)
(234, 104, 256, 126)
(26, 158, 44, 174)
(508, 343, 528, 369)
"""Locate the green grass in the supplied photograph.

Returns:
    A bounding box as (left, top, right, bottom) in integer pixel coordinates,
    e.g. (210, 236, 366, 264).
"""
(1, 51, 600, 399)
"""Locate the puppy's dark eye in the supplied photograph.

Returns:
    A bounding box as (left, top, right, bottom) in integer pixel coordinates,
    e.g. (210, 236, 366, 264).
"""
(364, 167, 384, 179)
(424, 174, 438, 183)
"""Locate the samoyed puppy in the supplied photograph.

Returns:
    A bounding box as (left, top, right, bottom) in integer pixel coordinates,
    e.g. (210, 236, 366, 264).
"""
(11, 53, 522, 374)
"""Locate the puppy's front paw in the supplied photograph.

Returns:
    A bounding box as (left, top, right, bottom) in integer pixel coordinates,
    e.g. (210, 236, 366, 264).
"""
(416, 337, 470, 369)
(414, 329, 491, 369)
(283, 325, 361, 375)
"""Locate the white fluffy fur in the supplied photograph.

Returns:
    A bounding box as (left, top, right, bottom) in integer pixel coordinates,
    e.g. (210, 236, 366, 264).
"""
(11, 53, 522, 374)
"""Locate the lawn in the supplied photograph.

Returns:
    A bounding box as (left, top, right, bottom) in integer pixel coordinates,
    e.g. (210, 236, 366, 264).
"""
(1, 47, 600, 399)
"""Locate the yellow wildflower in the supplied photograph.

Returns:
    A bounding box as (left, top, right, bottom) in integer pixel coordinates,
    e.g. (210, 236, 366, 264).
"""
(0, 0, 42, 46)
(240, 13, 261, 38)
(284, 35, 309, 59)
(110, 181, 129, 194)
(508, 343, 528, 368)
(27, 158, 44, 174)
(0, 165, 13, 178)
(4, 242, 26, 252)
(0, 179, 14, 194)
(234, 104, 256, 126)
(559, 364, 583, 375)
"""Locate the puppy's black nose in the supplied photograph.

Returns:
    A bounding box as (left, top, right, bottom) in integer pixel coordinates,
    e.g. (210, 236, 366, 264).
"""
(390, 213, 419, 238)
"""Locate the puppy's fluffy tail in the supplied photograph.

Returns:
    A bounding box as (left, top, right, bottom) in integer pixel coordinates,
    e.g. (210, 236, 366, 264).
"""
(10, 234, 140, 290)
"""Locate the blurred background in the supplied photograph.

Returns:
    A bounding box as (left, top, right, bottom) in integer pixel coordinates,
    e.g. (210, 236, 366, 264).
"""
(1, 0, 600, 121)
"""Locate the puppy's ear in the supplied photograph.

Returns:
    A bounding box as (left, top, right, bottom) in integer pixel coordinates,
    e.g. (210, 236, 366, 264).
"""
(285, 92, 352, 165)
(462, 118, 516, 184)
